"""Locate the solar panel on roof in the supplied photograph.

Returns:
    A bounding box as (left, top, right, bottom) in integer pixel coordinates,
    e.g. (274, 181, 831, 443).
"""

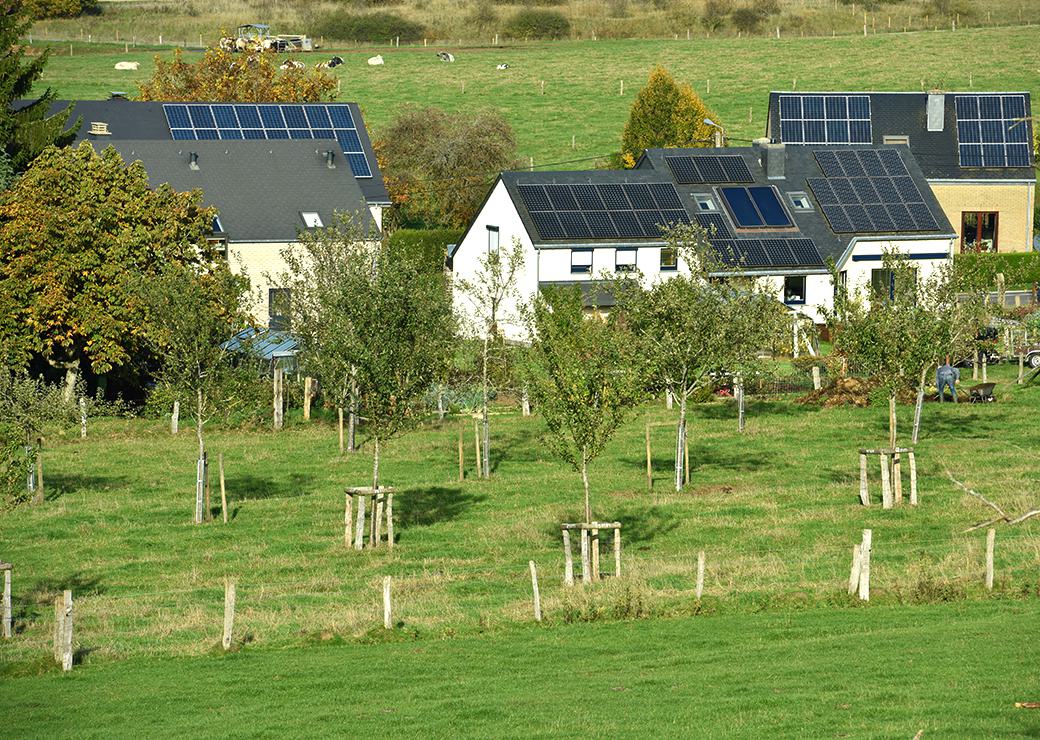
(820, 203, 853, 232)
(586, 211, 617, 238)
(720, 156, 754, 182)
(664, 156, 699, 184)
(597, 184, 630, 210)
(546, 185, 578, 211)
(530, 211, 565, 239)
(573, 184, 605, 210)
(636, 211, 666, 237)
(161, 103, 376, 178)
(696, 213, 733, 239)
(720, 186, 793, 229)
(611, 211, 642, 238)
(763, 238, 798, 266)
(835, 150, 866, 177)
(665, 155, 753, 184)
(649, 183, 683, 210)
(693, 157, 726, 183)
(660, 210, 691, 227)
(558, 211, 592, 239)
(955, 94, 1032, 167)
(721, 187, 763, 227)
(748, 187, 792, 227)
(777, 94, 871, 145)
(813, 150, 843, 178)
(788, 238, 823, 265)
(623, 183, 655, 210)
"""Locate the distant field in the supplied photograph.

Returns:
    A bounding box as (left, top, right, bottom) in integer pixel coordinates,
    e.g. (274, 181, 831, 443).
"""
(31, 25, 1040, 168)
(2, 601, 1038, 737)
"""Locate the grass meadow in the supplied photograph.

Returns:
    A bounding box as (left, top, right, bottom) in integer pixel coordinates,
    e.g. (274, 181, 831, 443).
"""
(29, 25, 1040, 168)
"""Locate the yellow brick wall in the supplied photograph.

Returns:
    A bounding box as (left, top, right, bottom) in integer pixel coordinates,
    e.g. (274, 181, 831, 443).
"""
(928, 181, 1035, 253)
(226, 241, 295, 325)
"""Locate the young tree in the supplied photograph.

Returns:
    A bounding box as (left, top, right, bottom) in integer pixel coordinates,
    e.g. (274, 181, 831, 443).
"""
(0, 4, 77, 171)
(138, 47, 337, 103)
(374, 106, 520, 229)
(0, 143, 217, 399)
(615, 223, 785, 490)
(455, 237, 525, 478)
(282, 215, 456, 491)
(0, 371, 64, 505)
(523, 286, 643, 524)
(616, 66, 720, 167)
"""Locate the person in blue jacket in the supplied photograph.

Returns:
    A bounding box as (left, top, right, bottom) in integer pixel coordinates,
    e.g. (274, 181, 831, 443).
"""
(936, 357, 960, 403)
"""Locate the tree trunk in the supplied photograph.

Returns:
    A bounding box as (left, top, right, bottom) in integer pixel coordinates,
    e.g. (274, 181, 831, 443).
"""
(481, 335, 491, 478)
(675, 394, 687, 492)
(347, 373, 357, 453)
(581, 450, 591, 525)
(47, 358, 79, 404)
(912, 366, 926, 445)
(196, 387, 205, 459)
(888, 394, 897, 449)
(372, 436, 380, 492)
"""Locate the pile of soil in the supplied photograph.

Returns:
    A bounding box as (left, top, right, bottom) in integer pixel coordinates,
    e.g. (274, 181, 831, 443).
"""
(798, 377, 876, 407)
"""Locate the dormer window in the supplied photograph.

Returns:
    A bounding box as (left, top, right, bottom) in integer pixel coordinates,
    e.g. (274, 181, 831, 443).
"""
(212, 216, 224, 233)
(301, 212, 323, 229)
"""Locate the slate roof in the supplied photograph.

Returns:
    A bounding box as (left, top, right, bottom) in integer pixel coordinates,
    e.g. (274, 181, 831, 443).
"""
(490, 143, 953, 273)
(39, 98, 391, 204)
(765, 91, 1036, 181)
(107, 140, 377, 242)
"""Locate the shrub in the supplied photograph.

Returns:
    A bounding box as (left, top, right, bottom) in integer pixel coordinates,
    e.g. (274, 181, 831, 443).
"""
(731, 6, 763, 32)
(26, 0, 99, 19)
(385, 227, 462, 273)
(955, 252, 1040, 290)
(504, 8, 570, 39)
(701, 0, 731, 31)
(314, 11, 425, 43)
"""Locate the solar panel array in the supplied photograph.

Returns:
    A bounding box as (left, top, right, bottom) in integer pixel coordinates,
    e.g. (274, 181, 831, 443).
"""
(777, 95, 872, 145)
(162, 103, 373, 177)
(712, 238, 823, 268)
(665, 155, 754, 184)
(954, 95, 1032, 168)
(806, 149, 939, 233)
(518, 182, 690, 240)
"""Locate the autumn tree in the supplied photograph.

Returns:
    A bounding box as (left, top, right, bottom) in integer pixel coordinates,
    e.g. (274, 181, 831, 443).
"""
(616, 66, 720, 167)
(523, 286, 644, 524)
(375, 106, 520, 229)
(282, 216, 456, 491)
(138, 47, 337, 103)
(0, 4, 76, 171)
(614, 223, 785, 490)
(455, 237, 525, 478)
(0, 142, 218, 399)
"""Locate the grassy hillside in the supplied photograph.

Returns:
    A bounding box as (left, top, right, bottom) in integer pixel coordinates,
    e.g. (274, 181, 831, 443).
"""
(0, 362, 1037, 670)
(2, 601, 1038, 736)
(31, 25, 1040, 168)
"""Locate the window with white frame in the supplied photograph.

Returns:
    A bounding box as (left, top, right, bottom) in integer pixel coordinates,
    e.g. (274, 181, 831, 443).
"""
(301, 212, 323, 228)
(570, 249, 593, 274)
(487, 225, 500, 254)
(783, 275, 806, 305)
(615, 248, 637, 272)
(788, 192, 813, 210)
(660, 247, 677, 271)
(694, 194, 717, 212)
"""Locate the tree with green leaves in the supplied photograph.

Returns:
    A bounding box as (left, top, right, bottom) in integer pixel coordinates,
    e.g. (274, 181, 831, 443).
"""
(455, 237, 525, 478)
(0, 4, 76, 172)
(0, 142, 218, 399)
(616, 66, 720, 168)
(282, 215, 456, 492)
(0, 370, 64, 506)
(614, 223, 785, 490)
(523, 286, 644, 524)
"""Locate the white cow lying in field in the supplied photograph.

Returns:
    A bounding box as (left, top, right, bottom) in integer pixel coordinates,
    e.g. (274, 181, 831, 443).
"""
(367, 55, 384, 66)
(114, 61, 140, 71)
(279, 59, 306, 70)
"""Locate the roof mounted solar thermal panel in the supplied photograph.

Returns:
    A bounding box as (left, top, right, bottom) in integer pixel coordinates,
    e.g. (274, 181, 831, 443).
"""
(748, 186, 793, 227)
(955, 94, 1032, 167)
(778, 94, 871, 145)
(720, 186, 763, 227)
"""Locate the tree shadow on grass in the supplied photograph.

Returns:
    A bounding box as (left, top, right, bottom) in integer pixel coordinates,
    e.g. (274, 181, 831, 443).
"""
(687, 398, 820, 422)
(541, 504, 680, 548)
(15, 572, 105, 634)
(396, 486, 486, 529)
(43, 473, 130, 502)
(487, 424, 547, 471)
(223, 473, 316, 502)
(912, 408, 1003, 441)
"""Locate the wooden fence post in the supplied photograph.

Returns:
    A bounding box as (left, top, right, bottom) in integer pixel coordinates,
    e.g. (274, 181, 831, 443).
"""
(695, 550, 705, 600)
(613, 528, 621, 577)
(563, 530, 574, 585)
(222, 579, 235, 650)
(344, 493, 353, 547)
(219, 453, 228, 524)
(847, 544, 861, 595)
(354, 494, 366, 550)
(171, 400, 179, 434)
(529, 561, 542, 622)
(857, 529, 872, 601)
(338, 407, 345, 454)
(382, 576, 392, 629)
(591, 528, 600, 581)
(2, 563, 11, 639)
(812, 366, 822, 391)
(273, 368, 284, 430)
(386, 493, 394, 551)
(908, 451, 918, 506)
(645, 422, 652, 492)
(859, 453, 869, 505)
(580, 529, 591, 584)
(880, 454, 892, 509)
(303, 377, 313, 420)
(61, 590, 72, 671)
(985, 527, 995, 591)
(79, 397, 87, 438)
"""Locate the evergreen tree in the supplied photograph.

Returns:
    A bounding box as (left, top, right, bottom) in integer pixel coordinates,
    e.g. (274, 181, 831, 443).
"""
(0, 4, 76, 171)
(617, 66, 720, 167)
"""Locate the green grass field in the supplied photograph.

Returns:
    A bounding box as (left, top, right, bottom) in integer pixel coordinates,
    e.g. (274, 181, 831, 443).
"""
(3, 601, 1039, 737)
(31, 25, 1040, 168)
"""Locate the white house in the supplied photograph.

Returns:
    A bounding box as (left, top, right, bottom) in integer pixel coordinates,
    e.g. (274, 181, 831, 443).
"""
(450, 140, 956, 340)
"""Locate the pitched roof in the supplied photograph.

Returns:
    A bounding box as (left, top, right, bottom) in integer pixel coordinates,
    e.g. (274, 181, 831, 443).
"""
(107, 140, 376, 242)
(765, 91, 1036, 181)
(491, 143, 953, 272)
(42, 98, 391, 204)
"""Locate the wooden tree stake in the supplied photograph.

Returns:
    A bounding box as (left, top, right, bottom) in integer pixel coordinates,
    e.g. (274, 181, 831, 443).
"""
(880, 454, 892, 509)
(580, 529, 591, 584)
(458, 427, 465, 481)
(34, 441, 43, 505)
(195, 454, 206, 525)
(338, 407, 345, 454)
(985, 527, 995, 591)
(272, 368, 284, 430)
(908, 451, 918, 506)
(859, 453, 869, 505)
(354, 494, 367, 550)
(858, 529, 872, 601)
(53, 596, 62, 663)
(344, 493, 353, 547)
(382, 576, 392, 629)
(812, 366, 821, 390)
(695, 550, 705, 600)
(562, 530, 574, 585)
(222, 579, 235, 650)
(61, 590, 73, 671)
(79, 397, 87, 438)
(529, 561, 542, 622)
(219, 453, 228, 524)
(2, 565, 11, 639)
(591, 529, 600, 581)
(683, 436, 690, 486)
(645, 422, 652, 492)
(613, 528, 621, 577)
(386, 493, 394, 551)
(474, 418, 482, 478)
(893, 452, 903, 504)
(171, 400, 179, 434)
(373, 493, 384, 546)
(303, 377, 313, 420)
(847, 544, 862, 595)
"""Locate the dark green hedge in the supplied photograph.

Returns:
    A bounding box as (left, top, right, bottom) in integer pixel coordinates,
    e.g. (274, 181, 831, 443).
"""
(385, 228, 462, 273)
(504, 9, 571, 39)
(955, 252, 1040, 290)
(313, 11, 425, 43)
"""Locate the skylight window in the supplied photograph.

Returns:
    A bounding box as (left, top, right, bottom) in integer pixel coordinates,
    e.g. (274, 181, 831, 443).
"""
(301, 212, 323, 228)
(694, 195, 717, 212)
(788, 193, 813, 211)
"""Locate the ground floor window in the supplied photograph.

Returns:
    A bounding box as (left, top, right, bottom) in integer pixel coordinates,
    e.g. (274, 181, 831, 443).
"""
(570, 249, 593, 274)
(870, 267, 917, 302)
(615, 248, 637, 272)
(269, 288, 291, 331)
(783, 276, 806, 305)
(961, 211, 998, 252)
(660, 247, 677, 271)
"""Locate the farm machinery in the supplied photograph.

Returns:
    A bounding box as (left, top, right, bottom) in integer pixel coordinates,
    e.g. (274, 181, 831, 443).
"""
(221, 24, 314, 53)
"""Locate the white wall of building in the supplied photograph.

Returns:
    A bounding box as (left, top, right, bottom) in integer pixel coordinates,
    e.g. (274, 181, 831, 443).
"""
(226, 241, 294, 327)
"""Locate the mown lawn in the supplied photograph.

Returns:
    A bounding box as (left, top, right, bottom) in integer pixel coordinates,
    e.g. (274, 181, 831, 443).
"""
(2, 600, 1038, 737)
(31, 25, 1040, 167)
